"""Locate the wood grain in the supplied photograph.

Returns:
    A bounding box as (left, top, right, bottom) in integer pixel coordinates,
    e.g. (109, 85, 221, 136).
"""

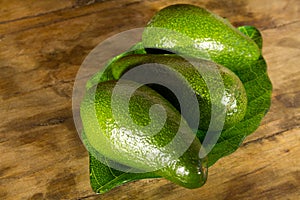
(0, 0, 299, 199)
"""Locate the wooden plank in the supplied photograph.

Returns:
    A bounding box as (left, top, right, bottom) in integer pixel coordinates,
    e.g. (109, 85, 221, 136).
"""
(0, 0, 147, 37)
(0, 0, 107, 24)
(1, 0, 299, 37)
(0, 0, 299, 199)
(0, 0, 76, 23)
(86, 128, 300, 200)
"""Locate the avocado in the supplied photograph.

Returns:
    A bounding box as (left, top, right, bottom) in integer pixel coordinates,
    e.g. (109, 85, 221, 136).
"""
(142, 4, 260, 72)
(80, 80, 207, 188)
(110, 54, 247, 130)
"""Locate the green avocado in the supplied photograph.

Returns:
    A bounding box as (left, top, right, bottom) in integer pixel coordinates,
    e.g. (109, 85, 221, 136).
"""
(80, 80, 207, 189)
(110, 54, 247, 130)
(142, 4, 260, 72)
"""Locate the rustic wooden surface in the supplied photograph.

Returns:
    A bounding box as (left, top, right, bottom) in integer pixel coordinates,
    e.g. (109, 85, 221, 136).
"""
(1, 0, 299, 199)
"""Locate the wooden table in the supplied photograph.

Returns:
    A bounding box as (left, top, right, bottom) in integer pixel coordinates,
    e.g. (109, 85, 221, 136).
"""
(1, 0, 299, 199)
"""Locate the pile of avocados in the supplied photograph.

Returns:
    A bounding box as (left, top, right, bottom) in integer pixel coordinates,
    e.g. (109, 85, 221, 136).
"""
(80, 4, 272, 193)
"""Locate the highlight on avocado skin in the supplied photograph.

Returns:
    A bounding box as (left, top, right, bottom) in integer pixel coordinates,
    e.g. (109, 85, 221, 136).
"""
(73, 3, 272, 194)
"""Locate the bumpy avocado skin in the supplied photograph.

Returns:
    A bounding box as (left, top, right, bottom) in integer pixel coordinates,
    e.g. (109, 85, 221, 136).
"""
(111, 54, 247, 130)
(142, 4, 260, 72)
(81, 80, 207, 188)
